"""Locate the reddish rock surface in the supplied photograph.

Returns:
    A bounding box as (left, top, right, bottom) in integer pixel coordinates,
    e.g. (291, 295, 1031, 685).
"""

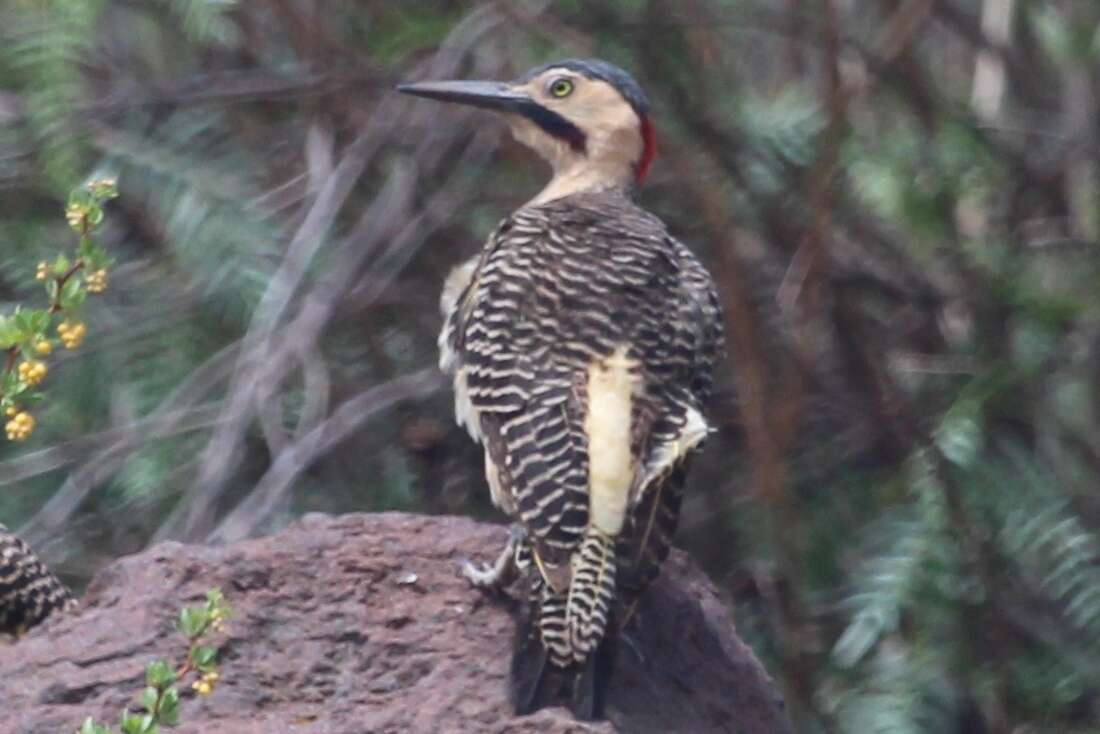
(0, 513, 790, 733)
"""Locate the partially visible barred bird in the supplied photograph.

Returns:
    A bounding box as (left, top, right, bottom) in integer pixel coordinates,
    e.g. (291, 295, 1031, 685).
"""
(398, 59, 724, 719)
(0, 524, 75, 638)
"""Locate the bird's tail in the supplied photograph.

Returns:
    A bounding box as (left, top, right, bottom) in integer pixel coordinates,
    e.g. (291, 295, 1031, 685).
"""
(566, 527, 617, 664)
(510, 527, 619, 720)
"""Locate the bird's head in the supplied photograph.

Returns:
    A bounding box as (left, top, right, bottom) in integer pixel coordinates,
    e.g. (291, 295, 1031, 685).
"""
(398, 59, 655, 204)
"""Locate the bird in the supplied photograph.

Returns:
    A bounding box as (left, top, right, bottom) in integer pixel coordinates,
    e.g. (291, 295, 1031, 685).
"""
(398, 58, 724, 719)
(0, 524, 75, 638)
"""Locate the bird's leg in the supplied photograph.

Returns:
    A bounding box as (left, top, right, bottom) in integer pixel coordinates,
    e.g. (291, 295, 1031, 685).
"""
(619, 626, 646, 665)
(620, 598, 642, 629)
(462, 524, 527, 589)
(618, 600, 646, 664)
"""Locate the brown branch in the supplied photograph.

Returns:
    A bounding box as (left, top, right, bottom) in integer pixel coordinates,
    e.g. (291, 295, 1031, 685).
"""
(168, 6, 521, 543)
(208, 368, 442, 544)
(2, 346, 17, 376)
(875, 0, 936, 62)
(49, 259, 85, 313)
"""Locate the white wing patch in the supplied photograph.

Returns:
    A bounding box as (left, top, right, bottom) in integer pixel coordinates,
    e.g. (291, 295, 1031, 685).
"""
(637, 404, 709, 497)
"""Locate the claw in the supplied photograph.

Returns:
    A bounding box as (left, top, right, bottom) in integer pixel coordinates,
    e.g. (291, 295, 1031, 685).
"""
(461, 524, 527, 590)
(462, 558, 505, 588)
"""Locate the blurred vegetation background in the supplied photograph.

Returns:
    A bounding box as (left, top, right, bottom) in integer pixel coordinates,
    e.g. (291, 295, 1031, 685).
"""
(1, 0, 1099, 731)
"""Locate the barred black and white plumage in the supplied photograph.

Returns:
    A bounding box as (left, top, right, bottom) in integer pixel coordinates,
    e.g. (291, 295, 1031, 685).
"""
(443, 190, 722, 708)
(0, 524, 75, 637)
(401, 58, 724, 719)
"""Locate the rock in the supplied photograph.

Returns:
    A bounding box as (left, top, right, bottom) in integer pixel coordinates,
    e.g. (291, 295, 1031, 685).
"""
(0, 513, 790, 734)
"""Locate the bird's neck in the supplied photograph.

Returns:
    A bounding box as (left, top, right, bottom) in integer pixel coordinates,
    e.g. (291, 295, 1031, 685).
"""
(529, 163, 634, 206)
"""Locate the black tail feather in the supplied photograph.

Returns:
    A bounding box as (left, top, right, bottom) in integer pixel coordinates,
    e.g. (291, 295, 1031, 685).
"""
(570, 614, 618, 721)
(510, 605, 563, 715)
(510, 596, 619, 719)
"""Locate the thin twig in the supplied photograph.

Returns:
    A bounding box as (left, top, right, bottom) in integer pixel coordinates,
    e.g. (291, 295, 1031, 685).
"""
(209, 368, 442, 544)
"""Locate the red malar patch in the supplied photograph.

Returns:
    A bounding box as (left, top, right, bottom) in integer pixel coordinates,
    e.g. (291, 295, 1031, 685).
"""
(636, 116, 657, 184)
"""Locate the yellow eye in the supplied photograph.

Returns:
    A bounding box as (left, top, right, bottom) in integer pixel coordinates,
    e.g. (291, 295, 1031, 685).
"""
(549, 78, 574, 98)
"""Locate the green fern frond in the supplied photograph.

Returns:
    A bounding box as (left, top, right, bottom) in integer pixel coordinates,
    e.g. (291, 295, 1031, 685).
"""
(832, 450, 964, 669)
(2, 1, 102, 189)
(1000, 492, 1100, 637)
(834, 644, 959, 734)
(97, 111, 283, 324)
(832, 509, 931, 668)
(837, 690, 924, 734)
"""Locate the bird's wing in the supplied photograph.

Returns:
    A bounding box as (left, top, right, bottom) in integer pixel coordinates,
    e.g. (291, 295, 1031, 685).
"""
(616, 235, 725, 601)
(447, 209, 590, 575)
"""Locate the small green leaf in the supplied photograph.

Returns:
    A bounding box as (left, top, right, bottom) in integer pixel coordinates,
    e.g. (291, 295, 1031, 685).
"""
(12, 307, 42, 336)
(139, 685, 159, 713)
(145, 659, 176, 688)
(193, 645, 217, 669)
(68, 188, 93, 207)
(0, 316, 20, 348)
(80, 717, 111, 734)
(79, 238, 111, 269)
(119, 712, 145, 734)
(59, 278, 86, 309)
(177, 606, 206, 638)
(205, 587, 225, 608)
(27, 309, 50, 334)
(157, 688, 180, 726)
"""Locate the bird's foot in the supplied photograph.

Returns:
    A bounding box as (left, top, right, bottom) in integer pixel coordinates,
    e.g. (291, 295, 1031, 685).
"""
(461, 524, 527, 590)
(461, 557, 509, 588)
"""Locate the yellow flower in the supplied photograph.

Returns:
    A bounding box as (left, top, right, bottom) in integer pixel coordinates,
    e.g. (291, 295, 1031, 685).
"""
(86, 269, 108, 294)
(35, 262, 49, 281)
(4, 405, 17, 417)
(65, 202, 86, 232)
(88, 177, 118, 198)
(192, 679, 213, 696)
(58, 320, 86, 349)
(34, 339, 52, 356)
(5, 411, 34, 441)
(17, 360, 47, 387)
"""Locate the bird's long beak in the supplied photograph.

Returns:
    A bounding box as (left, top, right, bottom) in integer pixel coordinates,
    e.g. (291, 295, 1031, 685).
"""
(396, 80, 534, 114)
(397, 77, 587, 152)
